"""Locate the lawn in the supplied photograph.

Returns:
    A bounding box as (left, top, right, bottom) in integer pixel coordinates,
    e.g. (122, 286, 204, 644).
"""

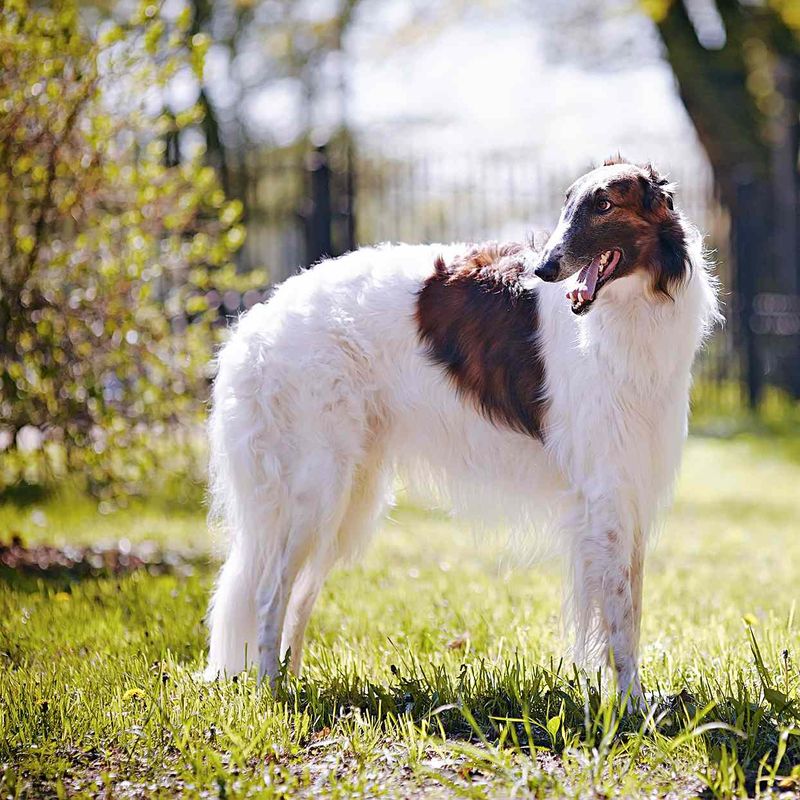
(1, 434, 799, 798)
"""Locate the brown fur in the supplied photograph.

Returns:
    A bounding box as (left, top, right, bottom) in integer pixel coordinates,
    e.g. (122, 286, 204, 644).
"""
(597, 159, 687, 299)
(415, 243, 548, 440)
(557, 158, 688, 309)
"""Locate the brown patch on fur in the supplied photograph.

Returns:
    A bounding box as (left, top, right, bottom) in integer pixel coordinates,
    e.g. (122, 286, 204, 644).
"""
(416, 243, 548, 440)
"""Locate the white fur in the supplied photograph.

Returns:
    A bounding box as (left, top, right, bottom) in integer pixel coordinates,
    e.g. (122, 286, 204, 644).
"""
(204, 232, 718, 701)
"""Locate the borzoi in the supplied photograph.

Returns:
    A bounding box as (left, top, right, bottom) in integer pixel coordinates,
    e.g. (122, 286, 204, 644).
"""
(204, 156, 719, 703)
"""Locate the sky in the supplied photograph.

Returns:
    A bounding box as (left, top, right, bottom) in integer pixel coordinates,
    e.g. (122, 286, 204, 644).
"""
(224, 0, 709, 175)
(343, 0, 707, 172)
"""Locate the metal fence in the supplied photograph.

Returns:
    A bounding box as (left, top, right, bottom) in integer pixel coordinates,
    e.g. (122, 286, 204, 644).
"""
(229, 140, 798, 418)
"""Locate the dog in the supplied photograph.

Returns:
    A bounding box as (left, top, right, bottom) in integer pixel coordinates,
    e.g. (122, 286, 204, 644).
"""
(204, 156, 719, 704)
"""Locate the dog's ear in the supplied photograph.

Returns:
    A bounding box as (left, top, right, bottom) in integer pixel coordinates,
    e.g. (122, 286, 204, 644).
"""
(639, 164, 675, 213)
(653, 215, 689, 298)
(603, 152, 627, 167)
(639, 163, 686, 297)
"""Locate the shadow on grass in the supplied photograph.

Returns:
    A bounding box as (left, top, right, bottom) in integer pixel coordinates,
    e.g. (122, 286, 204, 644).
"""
(260, 642, 800, 795)
(0, 480, 53, 508)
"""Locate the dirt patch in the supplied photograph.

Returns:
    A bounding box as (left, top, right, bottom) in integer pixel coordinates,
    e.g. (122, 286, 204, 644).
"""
(0, 536, 203, 579)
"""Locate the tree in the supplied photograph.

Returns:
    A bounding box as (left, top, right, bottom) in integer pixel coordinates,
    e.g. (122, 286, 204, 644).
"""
(0, 0, 253, 496)
(649, 0, 799, 293)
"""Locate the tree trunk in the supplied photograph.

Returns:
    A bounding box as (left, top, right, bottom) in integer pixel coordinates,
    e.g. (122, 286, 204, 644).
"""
(655, 0, 770, 212)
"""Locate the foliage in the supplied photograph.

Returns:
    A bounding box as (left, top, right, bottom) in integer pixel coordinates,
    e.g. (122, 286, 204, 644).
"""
(646, 0, 800, 206)
(646, 0, 800, 397)
(2, 435, 800, 797)
(183, 0, 364, 145)
(0, 0, 254, 497)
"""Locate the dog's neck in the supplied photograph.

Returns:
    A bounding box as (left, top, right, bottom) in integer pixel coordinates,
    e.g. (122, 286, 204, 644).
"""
(547, 252, 717, 392)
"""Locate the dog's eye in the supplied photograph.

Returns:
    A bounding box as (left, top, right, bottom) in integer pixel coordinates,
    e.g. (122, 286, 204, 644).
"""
(596, 198, 613, 213)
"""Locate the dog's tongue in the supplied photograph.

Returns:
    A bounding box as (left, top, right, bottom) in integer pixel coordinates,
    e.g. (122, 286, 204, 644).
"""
(575, 254, 603, 301)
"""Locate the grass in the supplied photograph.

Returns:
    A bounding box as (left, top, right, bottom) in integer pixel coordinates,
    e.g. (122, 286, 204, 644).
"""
(2, 434, 800, 798)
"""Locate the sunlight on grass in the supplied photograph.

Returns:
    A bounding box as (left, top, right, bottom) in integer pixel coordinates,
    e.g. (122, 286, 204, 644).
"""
(2, 435, 799, 797)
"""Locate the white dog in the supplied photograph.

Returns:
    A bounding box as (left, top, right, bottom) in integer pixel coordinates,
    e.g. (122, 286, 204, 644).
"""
(204, 157, 719, 703)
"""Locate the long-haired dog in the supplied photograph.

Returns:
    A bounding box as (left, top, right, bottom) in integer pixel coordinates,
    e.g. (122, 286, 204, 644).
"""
(204, 156, 719, 703)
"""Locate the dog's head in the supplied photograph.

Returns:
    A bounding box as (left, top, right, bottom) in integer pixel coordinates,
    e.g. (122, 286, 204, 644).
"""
(534, 156, 690, 315)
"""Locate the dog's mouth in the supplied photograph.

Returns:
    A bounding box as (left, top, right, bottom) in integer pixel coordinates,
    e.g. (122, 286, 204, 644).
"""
(566, 249, 622, 315)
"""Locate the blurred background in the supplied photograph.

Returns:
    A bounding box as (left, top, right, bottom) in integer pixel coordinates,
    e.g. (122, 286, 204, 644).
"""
(4, 7, 800, 795)
(1, 0, 799, 499)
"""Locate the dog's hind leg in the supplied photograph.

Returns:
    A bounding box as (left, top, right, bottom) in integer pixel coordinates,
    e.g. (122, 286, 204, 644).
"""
(254, 447, 363, 686)
(206, 455, 295, 681)
(279, 553, 335, 676)
(255, 545, 308, 685)
(205, 374, 352, 683)
(281, 452, 392, 675)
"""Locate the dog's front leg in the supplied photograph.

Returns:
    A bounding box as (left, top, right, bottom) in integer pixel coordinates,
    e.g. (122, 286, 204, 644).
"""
(567, 498, 645, 708)
(601, 528, 644, 707)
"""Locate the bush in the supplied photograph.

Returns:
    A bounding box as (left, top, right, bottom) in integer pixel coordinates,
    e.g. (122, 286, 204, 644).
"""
(0, 0, 254, 498)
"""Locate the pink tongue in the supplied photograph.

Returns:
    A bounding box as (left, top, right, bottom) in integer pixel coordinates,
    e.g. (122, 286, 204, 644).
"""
(576, 255, 602, 301)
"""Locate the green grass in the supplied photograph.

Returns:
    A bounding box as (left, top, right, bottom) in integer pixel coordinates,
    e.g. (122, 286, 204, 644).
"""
(2, 435, 800, 798)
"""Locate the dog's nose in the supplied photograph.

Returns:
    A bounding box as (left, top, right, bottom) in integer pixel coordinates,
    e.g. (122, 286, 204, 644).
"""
(534, 256, 561, 282)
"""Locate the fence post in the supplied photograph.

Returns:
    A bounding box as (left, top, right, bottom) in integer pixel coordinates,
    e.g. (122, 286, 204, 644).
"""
(305, 145, 333, 266)
(343, 135, 357, 253)
(733, 177, 762, 409)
